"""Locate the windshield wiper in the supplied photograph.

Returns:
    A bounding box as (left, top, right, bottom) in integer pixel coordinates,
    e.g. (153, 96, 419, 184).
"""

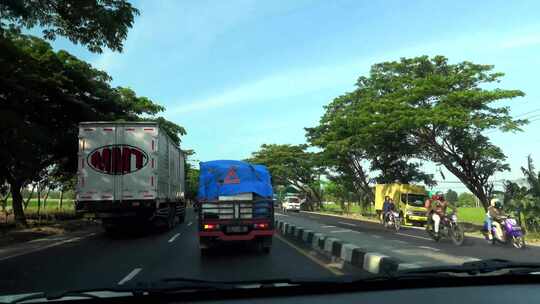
(1, 277, 355, 303)
(397, 259, 540, 276)
(153, 276, 352, 291)
(4, 288, 128, 304)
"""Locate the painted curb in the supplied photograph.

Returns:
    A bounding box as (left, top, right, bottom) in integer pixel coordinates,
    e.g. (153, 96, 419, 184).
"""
(274, 219, 399, 274)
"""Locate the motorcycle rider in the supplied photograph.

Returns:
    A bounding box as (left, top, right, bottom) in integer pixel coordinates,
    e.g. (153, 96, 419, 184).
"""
(425, 191, 455, 240)
(382, 196, 395, 224)
(487, 198, 506, 241)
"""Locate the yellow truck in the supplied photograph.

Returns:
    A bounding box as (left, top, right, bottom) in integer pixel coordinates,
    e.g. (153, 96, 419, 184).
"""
(374, 184, 428, 226)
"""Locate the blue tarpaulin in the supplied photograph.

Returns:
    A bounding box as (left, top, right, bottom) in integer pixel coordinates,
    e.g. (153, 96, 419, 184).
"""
(197, 160, 273, 201)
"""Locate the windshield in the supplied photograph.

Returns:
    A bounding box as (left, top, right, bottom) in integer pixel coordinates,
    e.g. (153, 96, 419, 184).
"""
(404, 194, 427, 207)
(2, 0, 540, 299)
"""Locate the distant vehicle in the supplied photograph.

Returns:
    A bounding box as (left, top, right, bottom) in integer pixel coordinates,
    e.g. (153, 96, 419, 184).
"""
(282, 196, 301, 212)
(75, 122, 186, 233)
(374, 184, 428, 226)
(197, 160, 274, 253)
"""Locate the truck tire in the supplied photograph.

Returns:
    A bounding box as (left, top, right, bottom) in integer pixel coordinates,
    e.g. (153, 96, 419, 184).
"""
(178, 208, 186, 224)
(103, 224, 118, 235)
(168, 205, 176, 230)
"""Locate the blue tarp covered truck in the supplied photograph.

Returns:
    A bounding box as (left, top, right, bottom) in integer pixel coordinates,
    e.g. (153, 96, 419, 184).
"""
(197, 160, 274, 253)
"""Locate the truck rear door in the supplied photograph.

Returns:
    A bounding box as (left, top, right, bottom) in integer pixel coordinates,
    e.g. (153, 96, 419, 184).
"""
(78, 125, 118, 201)
(117, 125, 157, 201)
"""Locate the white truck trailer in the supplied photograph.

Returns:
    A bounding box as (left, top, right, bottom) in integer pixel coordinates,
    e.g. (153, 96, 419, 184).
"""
(76, 121, 186, 232)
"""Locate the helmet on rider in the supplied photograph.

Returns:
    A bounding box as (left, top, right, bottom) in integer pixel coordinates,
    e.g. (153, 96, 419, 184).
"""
(490, 198, 501, 208)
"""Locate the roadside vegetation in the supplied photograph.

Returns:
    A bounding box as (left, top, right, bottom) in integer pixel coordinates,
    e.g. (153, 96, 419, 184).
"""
(251, 56, 540, 235)
(0, 1, 187, 228)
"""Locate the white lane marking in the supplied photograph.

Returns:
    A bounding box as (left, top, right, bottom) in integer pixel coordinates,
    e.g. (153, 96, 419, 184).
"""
(462, 257, 481, 262)
(392, 240, 408, 245)
(118, 268, 142, 285)
(371, 235, 381, 239)
(321, 225, 336, 228)
(419, 245, 441, 252)
(0, 234, 93, 262)
(187, 222, 192, 226)
(398, 263, 423, 270)
(168, 233, 181, 243)
(275, 213, 288, 217)
(338, 222, 358, 227)
(396, 233, 432, 241)
(329, 230, 351, 233)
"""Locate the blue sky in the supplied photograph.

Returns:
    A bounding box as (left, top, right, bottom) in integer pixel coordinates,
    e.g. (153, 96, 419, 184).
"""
(46, 0, 540, 192)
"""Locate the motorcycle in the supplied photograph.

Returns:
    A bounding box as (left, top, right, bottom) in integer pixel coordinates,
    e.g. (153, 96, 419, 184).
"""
(383, 211, 401, 231)
(426, 212, 465, 246)
(482, 216, 526, 249)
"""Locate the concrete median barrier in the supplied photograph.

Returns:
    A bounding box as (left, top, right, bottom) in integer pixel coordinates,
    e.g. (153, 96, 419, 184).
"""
(275, 219, 400, 275)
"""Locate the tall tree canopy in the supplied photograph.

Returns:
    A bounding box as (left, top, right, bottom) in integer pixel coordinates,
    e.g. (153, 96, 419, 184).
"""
(247, 144, 324, 209)
(306, 92, 435, 204)
(309, 55, 525, 209)
(0, 0, 139, 53)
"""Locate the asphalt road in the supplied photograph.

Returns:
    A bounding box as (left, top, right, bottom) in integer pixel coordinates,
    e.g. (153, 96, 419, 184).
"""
(3, 208, 539, 296)
(279, 211, 540, 267)
(0, 209, 340, 296)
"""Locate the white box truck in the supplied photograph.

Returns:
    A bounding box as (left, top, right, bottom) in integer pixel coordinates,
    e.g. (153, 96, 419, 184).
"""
(76, 121, 186, 232)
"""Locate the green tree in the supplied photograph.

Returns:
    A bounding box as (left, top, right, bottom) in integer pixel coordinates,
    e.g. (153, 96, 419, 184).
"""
(185, 165, 199, 202)
(445, 189, 458, 204)
(0, 0, 139, 53)
(306, 90, 435, 206)
(247, 144, 323, 210)
(504, 156, 540, 232)
(457, 192, 476, 207)
(320, 56, 524, 209)
(0, 33, 185, 226)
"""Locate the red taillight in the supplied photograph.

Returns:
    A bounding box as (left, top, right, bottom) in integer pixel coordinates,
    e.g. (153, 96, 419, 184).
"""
(254, 223, 269, 229)
(203, 224, 219, 230)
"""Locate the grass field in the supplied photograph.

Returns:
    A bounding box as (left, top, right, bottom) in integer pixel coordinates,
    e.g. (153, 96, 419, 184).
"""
(3, 199, 75, 212)
(456, 207, 485, 225)
(320, 203, 485, 225)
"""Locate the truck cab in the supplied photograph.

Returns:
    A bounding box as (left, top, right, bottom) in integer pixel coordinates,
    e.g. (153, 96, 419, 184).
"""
(399, 192, 428, 226)
(375, 184, 428, 226)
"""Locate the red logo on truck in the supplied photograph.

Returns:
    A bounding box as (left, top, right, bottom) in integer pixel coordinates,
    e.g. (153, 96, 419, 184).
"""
(87, 145, 148, 175)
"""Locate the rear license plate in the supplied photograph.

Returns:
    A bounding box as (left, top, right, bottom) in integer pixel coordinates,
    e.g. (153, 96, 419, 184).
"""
(226, 226, 248, 233)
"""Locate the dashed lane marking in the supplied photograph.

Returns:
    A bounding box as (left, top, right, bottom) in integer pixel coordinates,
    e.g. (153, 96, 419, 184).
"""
(118, 268, 142, 285)
(329, 230, 352, 233)
(418, 245, 441, 252)
(187, 222, 192, 226)
(338, 222, 358, 227)
(321, 225, 337, 228)
(168, 233, 181, 243)
(0, 234, 94, 262)
(396, 233, 432, 241)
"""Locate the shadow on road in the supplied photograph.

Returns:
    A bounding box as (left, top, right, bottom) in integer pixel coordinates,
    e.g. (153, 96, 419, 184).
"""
(200, 242, 265, 258)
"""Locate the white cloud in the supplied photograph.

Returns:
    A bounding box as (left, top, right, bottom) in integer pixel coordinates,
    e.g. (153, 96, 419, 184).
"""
(499, 34, 540, 49)
(167, 62, 369, 115)
(167, 27, 540, 116)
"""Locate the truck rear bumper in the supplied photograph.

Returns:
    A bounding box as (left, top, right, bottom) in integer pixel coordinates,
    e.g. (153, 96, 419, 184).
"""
(199, 230, 274, 241)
